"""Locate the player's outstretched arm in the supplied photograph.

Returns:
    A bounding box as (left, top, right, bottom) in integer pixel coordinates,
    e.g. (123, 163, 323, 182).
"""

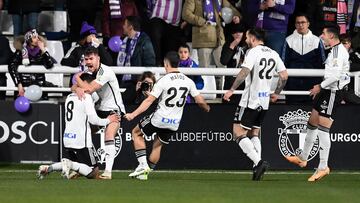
(223, 67, 250, 101)
(125, 95, 157, 121)
(75, 73, 102, 93)
(271, 70, 288, 103)
(194, 95, 210, 112)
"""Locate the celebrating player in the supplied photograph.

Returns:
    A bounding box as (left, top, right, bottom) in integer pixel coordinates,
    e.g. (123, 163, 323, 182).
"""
(285, 24, 350, 182)
(72, 46, 126, 179)
(223, 28, 288, 181)
(37, 73, 120, 179)
(124, 51, 210, 180)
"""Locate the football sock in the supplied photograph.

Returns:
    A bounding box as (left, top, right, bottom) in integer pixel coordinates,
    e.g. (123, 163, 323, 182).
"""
(236, 136, 260, 166)
(250, 136, 261, 158)
(104, 140, 115, 173)
(71, 161, 93, 176)
(48, 162, 62, 172)
(318, 125, 331, 170)
(148, 161, 156, 170)
(135, 149, 148, 167)
(300, 123, 318, 161)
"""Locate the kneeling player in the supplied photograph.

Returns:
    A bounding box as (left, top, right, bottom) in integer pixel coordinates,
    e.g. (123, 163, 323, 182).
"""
(37, 74, 120, 179)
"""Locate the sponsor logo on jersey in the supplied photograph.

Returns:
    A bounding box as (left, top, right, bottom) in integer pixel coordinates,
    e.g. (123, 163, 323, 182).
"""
(95, 127, 122, 164)
(278, 109, 319, 160)
(161, 117, 180, 125)
(258, 92, 270, 97)
(63, 133, 76, 139)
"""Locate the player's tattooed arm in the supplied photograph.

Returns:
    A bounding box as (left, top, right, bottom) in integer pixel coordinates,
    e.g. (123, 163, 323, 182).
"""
(274, 70, 288, 94)
(230, 67, 250, 91)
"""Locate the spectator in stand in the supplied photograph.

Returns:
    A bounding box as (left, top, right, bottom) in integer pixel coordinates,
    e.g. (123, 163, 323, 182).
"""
(102, 0, 139, 49)
(339, 34, 360, 104)
(132, 71, 157, 105)
(8, 29, 56, 98)
(0, 35, 12, 100)
(116, 16, 155, 104)
(182, 0, 241, 91)
(349, 0, 360, 50)
(66, 0, 99, 42)
(147, 0, 186, 66)
(220, 23, 246, 103)
(258, 0, 295, 56)
(61, 22, 113, 86)
(178, 43, 204, 90)
(282, 14, 326, 104)
(8, 0, 41, 36)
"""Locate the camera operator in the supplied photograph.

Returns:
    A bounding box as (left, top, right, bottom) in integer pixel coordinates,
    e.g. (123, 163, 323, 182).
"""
(122, 71, 156, 104)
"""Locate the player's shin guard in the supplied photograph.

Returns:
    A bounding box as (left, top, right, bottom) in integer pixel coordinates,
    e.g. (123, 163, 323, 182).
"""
(236, 136, 260, 166)
(318, 125, 331, 170)
(250, 136, 261, 158)
(71, 161, 93, 177)
(300, 123, 318, 161)
(104, 140, 115, 173)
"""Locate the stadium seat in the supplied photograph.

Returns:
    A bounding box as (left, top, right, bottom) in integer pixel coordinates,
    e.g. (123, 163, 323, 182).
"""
(46, 41, 64, 88)
(202, 75, 217, 100)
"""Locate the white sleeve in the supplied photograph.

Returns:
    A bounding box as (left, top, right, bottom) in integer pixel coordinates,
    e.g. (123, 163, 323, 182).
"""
(84, 95, 110, 126)
(189, 80, 200, 97)
(150, 78, 164, 98)
(241, 49, 256, 71)
(321, 49, 346, 88)
(94, 68, 112, 86)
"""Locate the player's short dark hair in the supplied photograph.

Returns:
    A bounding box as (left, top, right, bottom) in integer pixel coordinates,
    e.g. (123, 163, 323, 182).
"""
(295, 13, 310, 22)
(84, 46, 99, 56)
(323, 23, 340, 39)
(179, 43, 190, 52)
(80, 73, 96, 83)
(126, 16, 141, 31)
(164, 51, 180, 68)
(247, 28, 265, 42)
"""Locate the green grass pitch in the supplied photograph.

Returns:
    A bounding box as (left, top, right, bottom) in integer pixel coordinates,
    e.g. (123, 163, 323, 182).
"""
(1, 167, 360, 203)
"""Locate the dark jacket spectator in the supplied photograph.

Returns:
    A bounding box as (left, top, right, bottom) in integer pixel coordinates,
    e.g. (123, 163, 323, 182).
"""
(282, 14, 326, 103)
(0, 35, 12, 100)
(220, 23, 246, 103)
(8, 30, 55, 97)
(102, 0, 139, 46)
(61, 22, 113, 68)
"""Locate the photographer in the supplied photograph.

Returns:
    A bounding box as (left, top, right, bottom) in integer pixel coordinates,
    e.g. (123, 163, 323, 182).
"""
(122, 71, 156, 104)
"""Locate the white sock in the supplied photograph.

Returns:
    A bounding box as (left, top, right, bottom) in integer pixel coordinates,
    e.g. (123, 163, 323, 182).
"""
(135, 149, 149, 167)
(250, 136, 261, 159)
(48, 162, 62, 172)
(300, 123, 318, 161)
(238, 137, 261, 166)
(318, 125, 331, 170)
(71, 161, 93, 176)
(104, 140, 115, 173)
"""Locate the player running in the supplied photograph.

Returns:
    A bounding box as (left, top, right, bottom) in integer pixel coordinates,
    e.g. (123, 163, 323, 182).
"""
(124, 51, 210, 180)
(223, 28, 288, 181)
(285, 24, 350, 182)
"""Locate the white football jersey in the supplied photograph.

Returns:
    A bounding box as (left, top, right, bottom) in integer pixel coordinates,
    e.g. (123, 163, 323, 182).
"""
(63, 93, 109, 149)
(322, 43, 350, 90)
(239, 45, 286, 110)
(150, 72, 200, 131)
(93, 64, 126, 113)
